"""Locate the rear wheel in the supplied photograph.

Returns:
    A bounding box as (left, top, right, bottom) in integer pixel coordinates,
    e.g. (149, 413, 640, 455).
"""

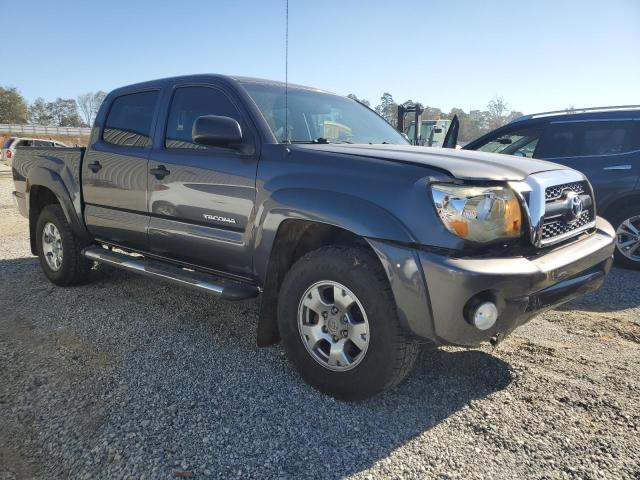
(277, 245, 418, 400)
(612, 206, 640, 270)
(36, 205, 92, 285)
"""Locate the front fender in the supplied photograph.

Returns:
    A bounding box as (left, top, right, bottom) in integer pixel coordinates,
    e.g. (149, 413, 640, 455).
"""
(253, 188, 415, 283)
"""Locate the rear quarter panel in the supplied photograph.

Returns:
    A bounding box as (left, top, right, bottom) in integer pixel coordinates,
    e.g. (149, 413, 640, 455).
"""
(12, 146, 86, 230)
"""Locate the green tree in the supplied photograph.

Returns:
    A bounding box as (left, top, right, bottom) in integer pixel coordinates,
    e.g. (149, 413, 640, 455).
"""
(48, 98, 83, 127)
(29, 97, 53, 125)
(375, 92, 398, 127)
(421, 106, 443, 120)
(0, 86, 28, 124)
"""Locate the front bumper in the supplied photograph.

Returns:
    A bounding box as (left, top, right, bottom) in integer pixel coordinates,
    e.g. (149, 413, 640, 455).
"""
(369, 217, 615, 347)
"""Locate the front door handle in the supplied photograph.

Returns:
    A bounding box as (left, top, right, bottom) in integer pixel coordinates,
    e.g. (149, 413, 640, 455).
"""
(87, 161, 102, 173)
(150, 165, 170, 180)
(603, 164, 632, 171)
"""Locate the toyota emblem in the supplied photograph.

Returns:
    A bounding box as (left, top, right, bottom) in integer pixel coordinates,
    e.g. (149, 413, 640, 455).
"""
(565, 191, 584, 222)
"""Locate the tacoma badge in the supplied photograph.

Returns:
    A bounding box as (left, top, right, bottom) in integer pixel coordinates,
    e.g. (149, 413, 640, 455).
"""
(203, 214, 237, 224)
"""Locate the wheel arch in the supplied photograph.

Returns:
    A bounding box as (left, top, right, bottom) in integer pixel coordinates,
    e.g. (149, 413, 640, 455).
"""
(599, 191, 640, 223)
(255, 218, 384, 347)
(253, 189, 418, 347)
(27, 167, 90, 255)
(254, 188, 414, 281)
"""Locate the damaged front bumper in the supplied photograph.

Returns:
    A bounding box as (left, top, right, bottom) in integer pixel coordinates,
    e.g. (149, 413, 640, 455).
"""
(368, 217, 615, 347)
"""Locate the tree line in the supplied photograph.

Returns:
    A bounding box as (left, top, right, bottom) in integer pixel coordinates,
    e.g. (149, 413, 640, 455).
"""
(0, 86, 106, 128)
(1, 84, 521, 143)
(348, 93, 523, 143)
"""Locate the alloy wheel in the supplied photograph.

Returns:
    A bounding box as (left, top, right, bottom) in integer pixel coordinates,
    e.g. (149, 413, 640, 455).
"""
(42, 222, 63, 271)
(297, 280, 370, 372)
(616, 215, 640, 263)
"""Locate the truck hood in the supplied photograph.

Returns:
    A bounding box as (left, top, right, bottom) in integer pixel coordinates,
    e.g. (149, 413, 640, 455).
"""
(293, 144, 566, 181)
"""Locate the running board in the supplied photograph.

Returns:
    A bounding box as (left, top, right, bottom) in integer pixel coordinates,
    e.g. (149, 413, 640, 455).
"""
(82, 246, 259, 301)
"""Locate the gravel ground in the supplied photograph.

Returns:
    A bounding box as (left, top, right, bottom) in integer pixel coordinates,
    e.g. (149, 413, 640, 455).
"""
(0, 173, 639, 479)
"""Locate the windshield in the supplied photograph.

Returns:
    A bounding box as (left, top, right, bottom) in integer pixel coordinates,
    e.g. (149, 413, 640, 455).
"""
(241, 82, 408, 145)
(2, 138, 15, 149)
(477, 128, 541, 158)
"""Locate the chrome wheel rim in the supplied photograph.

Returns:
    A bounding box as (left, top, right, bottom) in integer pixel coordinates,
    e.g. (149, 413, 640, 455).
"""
(42, 222, 63, 271)
(297, 280, 370, 372)
(616, 215, 640, 262)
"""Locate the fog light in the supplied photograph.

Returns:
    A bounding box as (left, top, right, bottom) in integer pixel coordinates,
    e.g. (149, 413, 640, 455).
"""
(472, 302, 498, 330)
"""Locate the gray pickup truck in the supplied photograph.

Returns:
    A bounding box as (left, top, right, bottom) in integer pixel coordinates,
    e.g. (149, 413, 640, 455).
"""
(11, 74, 616, 400)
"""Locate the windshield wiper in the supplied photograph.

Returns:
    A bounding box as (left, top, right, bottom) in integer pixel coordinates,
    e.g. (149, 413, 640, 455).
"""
(287, 137, 353, 144)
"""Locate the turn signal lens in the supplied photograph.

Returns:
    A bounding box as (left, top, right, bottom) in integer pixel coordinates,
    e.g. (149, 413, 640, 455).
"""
(431, 183, 522, 243)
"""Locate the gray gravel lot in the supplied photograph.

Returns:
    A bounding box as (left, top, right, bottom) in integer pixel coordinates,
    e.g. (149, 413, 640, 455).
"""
(0, 172, 639, 480)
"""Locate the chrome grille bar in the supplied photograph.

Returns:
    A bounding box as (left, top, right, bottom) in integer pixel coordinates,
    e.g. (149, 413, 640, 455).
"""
(509, 170, 596, 247)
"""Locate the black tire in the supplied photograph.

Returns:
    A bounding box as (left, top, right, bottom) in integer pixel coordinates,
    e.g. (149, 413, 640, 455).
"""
(610, 205, 640, 270)
(35, 205, 92, 286)
(277, 245, 418, 401)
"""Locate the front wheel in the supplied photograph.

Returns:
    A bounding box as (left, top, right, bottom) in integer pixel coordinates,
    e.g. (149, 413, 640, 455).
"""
(277, 245, 418, 400)
(612, 206, 640, 270)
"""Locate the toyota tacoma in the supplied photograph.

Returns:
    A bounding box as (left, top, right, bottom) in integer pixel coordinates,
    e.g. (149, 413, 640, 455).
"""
(10, 74, 615, 400)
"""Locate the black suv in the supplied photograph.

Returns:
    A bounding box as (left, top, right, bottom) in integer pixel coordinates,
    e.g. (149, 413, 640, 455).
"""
(464, 107, 640, 269)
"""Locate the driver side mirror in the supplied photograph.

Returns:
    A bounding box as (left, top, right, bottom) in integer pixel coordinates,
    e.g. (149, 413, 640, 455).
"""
(192, 115, 243, 148)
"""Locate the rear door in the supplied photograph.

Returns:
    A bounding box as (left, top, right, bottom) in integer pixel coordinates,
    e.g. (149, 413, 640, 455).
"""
(82, 89, 160, 250)
(535, 120, 640, 210)
(146, 83, 259, 278)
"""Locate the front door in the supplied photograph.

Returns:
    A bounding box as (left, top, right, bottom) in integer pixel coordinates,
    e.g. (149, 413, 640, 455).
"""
(442, 115, 459, 149)
(146, 84, 259, 278)
(82, 90, 160, 251)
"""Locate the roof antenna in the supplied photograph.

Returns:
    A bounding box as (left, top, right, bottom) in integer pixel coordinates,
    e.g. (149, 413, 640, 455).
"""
(284, 0, 289, 143)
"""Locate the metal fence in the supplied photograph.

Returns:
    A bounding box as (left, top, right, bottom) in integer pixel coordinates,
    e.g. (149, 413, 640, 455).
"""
(0, 124, 91, 136)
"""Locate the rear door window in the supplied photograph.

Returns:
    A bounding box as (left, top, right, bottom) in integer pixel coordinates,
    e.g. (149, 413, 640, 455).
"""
(103, 91, 159, 147)
(581, 121, 639, 155)
(537, 120, 640, 158)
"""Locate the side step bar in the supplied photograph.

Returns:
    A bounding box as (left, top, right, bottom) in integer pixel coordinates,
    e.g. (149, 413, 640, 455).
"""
(82, 246, 260, 301)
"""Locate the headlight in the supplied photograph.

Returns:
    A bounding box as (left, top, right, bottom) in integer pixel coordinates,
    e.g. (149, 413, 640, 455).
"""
(431, 183, 522, 242)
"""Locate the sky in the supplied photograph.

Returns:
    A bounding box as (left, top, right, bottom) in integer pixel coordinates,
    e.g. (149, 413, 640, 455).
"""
(4, 0, 640, 115)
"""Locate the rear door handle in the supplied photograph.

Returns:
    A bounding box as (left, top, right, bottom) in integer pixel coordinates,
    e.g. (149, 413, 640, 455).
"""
(603, 164, 631, 171)
(87, 161, 102, 173)
(150, 165, 170, 180)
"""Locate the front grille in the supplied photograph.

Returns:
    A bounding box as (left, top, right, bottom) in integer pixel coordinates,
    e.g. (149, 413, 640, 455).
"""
(545, 182, 586, 201)
(540, 179, 594, 245)
(542, 210, 592, 240)
(512, 171, 596, 247)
